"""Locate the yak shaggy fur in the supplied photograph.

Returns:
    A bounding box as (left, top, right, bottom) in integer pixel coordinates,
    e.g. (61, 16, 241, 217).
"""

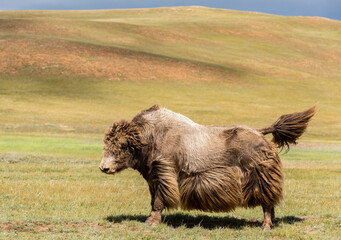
(100, 104, 317, 229)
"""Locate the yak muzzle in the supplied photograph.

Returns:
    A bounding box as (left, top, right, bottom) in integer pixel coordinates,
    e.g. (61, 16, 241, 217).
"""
(99, 167, 110, 173)
(99, 166, 116, 174)
(99, 157, 117, 174)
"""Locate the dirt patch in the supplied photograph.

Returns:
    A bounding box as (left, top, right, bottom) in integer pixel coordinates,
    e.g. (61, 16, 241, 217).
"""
(0, 37, 240, 83)
(0, 18, 81, 38)
(0, 223, 14, 231)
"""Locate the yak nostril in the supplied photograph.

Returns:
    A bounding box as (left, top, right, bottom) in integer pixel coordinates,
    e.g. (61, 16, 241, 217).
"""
(102, 168, 110, 173)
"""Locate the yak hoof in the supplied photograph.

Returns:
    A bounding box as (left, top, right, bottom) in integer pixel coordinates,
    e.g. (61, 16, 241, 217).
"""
(261, 224, 271, 231)
(145, 218, 159, 227)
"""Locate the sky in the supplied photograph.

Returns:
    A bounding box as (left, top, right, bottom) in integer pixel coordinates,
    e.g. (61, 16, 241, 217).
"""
(1, 0, 340, 21)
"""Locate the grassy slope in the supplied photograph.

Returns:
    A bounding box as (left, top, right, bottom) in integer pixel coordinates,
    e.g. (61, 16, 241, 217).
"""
(0, 7, 341, 239)
(0, 7, 341, 141)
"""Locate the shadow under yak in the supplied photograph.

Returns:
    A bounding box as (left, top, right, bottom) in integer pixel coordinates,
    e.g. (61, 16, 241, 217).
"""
(106, 213, 305, 230)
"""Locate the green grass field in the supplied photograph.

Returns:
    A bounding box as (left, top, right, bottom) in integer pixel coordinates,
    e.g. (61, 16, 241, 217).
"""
(0, 148, 340, 239)
(0, 6, 340, 239)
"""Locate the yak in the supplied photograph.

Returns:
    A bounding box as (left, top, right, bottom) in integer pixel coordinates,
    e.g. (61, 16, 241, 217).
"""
(99, 104, 316, 230)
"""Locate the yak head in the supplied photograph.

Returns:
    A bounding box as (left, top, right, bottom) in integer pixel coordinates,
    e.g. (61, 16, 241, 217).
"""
(99, 120, 144, 174)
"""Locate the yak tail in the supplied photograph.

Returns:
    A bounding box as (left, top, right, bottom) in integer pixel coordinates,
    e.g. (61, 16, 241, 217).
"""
(259, 104, 317, 150)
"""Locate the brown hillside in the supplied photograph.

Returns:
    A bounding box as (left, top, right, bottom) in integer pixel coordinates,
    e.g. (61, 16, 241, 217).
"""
(0, 37, 237, 82)
(0, 7, 340, 83)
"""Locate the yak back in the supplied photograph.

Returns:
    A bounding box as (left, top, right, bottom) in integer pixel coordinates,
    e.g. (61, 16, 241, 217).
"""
(132, 105, 274, 174)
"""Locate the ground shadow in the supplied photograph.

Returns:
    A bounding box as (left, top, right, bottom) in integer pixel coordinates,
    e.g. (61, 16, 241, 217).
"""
(106, 213, 305, 230)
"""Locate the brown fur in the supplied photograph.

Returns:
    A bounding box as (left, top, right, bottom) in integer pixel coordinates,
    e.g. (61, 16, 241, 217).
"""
(99, 104, 316, 229)
(150, 157, 180, 209)
(259, 104, 317, 150)
(241, 146, 283, 208)
(179, 165, 243, 212)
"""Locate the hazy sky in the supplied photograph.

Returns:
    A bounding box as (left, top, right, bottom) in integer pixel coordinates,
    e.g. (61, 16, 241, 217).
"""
(1, 0, 340, 20)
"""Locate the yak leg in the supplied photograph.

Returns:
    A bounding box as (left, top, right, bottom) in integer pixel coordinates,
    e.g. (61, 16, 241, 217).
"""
(146, 157, 179, 226)
(146, 185, 164, 226)
(271, 207, 275, 223)
(261, 206, 273, 230)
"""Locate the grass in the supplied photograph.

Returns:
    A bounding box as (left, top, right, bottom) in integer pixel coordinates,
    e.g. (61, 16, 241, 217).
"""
(1, 75, 340, 141)
(0, 135, 101, 159)
(0, 6, 340, 239)
(0, 150, 340, 239)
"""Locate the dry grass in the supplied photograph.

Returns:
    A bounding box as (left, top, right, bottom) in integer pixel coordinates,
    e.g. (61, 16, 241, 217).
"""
(0, 149, 340, 239)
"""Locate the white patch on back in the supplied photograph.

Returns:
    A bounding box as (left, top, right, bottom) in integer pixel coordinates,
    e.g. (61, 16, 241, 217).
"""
(143, 107, 200, 129)
(142, 107, 226, 173)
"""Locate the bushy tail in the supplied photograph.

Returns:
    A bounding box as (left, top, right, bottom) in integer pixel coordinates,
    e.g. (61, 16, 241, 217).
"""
(259, 104, 317, 150)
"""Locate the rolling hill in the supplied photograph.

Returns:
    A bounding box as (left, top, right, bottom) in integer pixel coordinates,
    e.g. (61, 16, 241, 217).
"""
(1, 7, 341, 82)
(0, 6, 340, 142)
